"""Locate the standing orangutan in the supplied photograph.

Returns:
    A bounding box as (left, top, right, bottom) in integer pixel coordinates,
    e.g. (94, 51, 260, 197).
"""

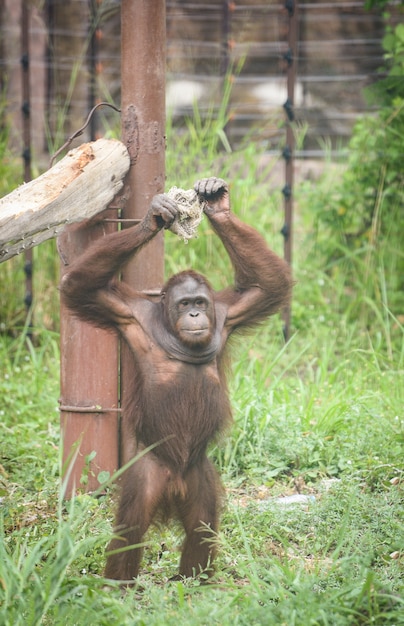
(60, 177, 292, 582)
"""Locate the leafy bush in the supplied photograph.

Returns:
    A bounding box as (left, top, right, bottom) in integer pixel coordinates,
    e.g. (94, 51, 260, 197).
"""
(306, 18, 404, 337)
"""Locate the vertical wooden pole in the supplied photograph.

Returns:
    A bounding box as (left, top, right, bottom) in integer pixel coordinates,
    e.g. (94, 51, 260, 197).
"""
(59, 219, 119, 495)
(120, 0, 166, 465)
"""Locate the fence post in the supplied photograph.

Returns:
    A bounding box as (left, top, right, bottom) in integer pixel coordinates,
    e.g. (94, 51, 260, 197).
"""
(21, 2, 33, 331)
(119, 0, 166, 465)
(281, 0, 299, 340)
(59, 217, 120, 495)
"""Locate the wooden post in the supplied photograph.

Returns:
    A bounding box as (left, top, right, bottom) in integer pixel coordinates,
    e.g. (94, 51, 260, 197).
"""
(59, 217, 120, 495)
(120, 0, 166, 465)
(56, 140, 129, 495)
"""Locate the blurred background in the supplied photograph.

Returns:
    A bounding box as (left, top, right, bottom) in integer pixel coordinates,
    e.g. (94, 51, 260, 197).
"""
(1, 0, 402, 162)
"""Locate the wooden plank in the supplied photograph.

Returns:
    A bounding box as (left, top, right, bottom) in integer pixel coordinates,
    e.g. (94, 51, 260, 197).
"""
(0, 138, 130, 263)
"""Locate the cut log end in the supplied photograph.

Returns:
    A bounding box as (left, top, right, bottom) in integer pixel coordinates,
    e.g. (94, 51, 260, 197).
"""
(0, 139, 130, 263)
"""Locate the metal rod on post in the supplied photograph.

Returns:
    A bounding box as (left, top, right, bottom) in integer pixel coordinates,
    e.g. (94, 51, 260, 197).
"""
(220, 0, 231, 77)
(88, 0, 99, 141)
(120, 0, 166, 465)
(281, 0, 298, 341)
(220, 1, 235, 140)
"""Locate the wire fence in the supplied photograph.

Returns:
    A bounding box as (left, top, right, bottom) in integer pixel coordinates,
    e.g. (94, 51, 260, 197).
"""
(0, 1, 402, 160)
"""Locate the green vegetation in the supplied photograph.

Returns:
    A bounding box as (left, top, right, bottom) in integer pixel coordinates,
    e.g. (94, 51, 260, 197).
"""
(309, 11, 404, 327)
(1, 79, 403, 625)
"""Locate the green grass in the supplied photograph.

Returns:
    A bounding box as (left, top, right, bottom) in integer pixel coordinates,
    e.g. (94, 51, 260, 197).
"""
(1, 115, 403, 624)
(0, 320, 402, 624)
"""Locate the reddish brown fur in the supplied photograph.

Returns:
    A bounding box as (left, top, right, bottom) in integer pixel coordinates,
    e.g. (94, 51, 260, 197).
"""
(60, 177, 292, 582)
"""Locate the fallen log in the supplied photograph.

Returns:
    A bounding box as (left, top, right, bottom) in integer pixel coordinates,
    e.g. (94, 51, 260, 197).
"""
(0, 138, 130, 263)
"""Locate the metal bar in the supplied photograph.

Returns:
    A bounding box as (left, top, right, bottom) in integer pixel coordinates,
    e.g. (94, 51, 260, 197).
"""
(220, 1, 231, 77)
(60, 404, 122, 414)
(103, 218, 141, 223)
(281, 0, 298, 341)
(88, 0, 102, 141)
(120, 0, 166, 466)
(21, 2, 33, 332)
